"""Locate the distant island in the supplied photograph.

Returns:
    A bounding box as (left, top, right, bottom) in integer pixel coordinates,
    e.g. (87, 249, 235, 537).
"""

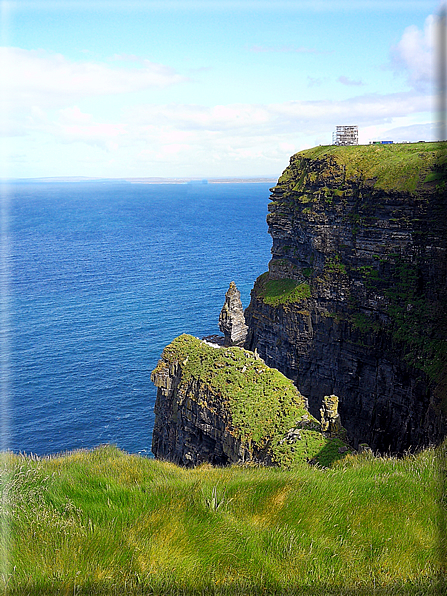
(128, 177, 278, 184)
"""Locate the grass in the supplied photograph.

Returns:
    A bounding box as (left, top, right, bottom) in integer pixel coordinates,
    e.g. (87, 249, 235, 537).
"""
(277, 142, 447, 194)
(252, 273, 311, 306)
(152, 335, 346, 467)
(325, 256, 347, 276)
(0, 442, 445, 595)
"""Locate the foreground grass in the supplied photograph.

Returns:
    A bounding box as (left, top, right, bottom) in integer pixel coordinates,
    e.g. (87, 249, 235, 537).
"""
(1, 443, 445, 595)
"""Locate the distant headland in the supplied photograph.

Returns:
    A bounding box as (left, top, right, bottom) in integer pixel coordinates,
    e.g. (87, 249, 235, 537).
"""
(11, 176, 278, 184)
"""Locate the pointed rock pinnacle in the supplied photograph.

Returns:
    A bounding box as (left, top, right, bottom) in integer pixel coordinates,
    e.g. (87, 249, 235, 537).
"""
(218, 281, 248, 347)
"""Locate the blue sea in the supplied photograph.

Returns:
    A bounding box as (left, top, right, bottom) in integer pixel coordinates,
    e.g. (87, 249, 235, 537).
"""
(5, 180, 273, 457)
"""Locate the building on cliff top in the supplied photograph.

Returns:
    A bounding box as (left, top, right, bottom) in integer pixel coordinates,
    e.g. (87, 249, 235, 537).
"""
(332, 125, 358, 146)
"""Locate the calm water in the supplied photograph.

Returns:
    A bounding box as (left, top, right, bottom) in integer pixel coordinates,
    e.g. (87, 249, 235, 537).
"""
(5, 181, 272, 457)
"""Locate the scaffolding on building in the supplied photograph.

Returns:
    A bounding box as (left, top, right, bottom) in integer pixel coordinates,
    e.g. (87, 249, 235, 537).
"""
(332, 125, 358, 146)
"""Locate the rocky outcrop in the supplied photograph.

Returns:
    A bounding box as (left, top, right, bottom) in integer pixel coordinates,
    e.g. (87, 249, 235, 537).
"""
(151, 358, 247, 467)
(218, 282, 248, 347)
(244, 142, 447, 453)
(151, 334, 351, 467)
(320, 395, 342, 436)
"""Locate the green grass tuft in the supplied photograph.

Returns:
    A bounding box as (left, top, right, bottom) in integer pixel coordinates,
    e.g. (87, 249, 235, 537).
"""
(253, 273, 311, 306)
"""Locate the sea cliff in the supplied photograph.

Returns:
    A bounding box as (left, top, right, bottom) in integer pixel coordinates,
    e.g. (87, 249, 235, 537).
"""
(151, 334, 350, 467)
(244, 142, 447, 452)
(151, 142, 447, 462)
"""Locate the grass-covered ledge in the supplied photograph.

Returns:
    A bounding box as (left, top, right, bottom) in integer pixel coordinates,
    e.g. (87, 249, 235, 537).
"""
(151, 334, 347, 467)
(251, 272, 311, 307)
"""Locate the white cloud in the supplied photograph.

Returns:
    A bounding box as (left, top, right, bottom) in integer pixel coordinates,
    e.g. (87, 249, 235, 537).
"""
(1, 31, 437, 177)
(261, 92, 430, 131)
(122, 91, 431, 139)
(338, 75, 364, 86)
(0, 47, 188, 110)
(54, 107, 127, 149)
(307, 76, 327, 87)
(363, 121, 437, 143)
(21, 91, 428, 175)
(4, 87, 433, 165)
(0, 46, 190, 143)
(390, 12, 446, 91)
(127, 103, 272, 132)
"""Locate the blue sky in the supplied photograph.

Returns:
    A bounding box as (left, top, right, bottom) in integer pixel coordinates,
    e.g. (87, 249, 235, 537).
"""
(1, 0, 445, 178)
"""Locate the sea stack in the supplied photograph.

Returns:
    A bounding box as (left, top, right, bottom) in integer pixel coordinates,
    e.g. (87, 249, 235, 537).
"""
(218, 282, 248, 347)
(320, 395, 342, 436)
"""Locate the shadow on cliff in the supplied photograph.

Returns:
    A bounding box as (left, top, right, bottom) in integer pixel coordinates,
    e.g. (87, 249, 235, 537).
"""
(310, 436, 351, 468)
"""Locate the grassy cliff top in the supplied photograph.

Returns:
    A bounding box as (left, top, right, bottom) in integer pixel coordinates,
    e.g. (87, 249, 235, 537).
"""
(153, 335, 305, 409)
(152, 335, 348, 467)
(277, 141, 447, 193)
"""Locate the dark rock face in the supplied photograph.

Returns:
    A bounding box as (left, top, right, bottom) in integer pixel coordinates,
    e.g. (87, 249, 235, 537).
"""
(218, 281, 248, 347)
(244, 144, 447, 453)
(151, 359, 249, 466)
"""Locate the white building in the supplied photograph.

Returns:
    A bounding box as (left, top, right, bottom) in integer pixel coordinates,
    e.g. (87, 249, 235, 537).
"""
(332, 125, 358, 146)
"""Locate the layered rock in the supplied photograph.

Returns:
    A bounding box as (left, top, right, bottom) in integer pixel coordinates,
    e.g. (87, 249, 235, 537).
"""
(320, 395, 342, 436)
(244, 142, 447, 453)
(151, 334, 350, 467)
(218, 281, 248, 346)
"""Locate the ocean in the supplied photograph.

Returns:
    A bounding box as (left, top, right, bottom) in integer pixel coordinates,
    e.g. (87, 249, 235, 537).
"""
(5, 180, 273, 457)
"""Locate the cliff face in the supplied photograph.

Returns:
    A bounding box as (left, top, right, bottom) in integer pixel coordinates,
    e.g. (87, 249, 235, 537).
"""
(151, 357, 246, 466)
(244, 142, 447, 453)
(151, 334, 350, 467)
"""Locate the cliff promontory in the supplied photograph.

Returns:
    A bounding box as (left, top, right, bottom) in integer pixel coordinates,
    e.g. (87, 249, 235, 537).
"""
(244, 142, 447, 452)
(151, 334, 349, 467)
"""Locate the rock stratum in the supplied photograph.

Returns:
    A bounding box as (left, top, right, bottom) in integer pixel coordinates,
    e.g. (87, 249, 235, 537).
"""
(151, 334, 350, 467)
(245, 142, 447, 453)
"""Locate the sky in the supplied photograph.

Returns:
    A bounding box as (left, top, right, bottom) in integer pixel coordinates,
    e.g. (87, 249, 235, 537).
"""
(1, 0, 446, 178)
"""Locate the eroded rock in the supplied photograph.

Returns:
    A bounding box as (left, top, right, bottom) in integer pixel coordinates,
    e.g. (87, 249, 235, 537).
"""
(320, 394, 342, 436)
(218, 281, 248, 347)
(151, 334, 350, 467)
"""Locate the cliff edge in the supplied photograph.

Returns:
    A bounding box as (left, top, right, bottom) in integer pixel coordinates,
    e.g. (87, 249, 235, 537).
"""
(151, 334, 350, 467)
(244, 142, 447, 452)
